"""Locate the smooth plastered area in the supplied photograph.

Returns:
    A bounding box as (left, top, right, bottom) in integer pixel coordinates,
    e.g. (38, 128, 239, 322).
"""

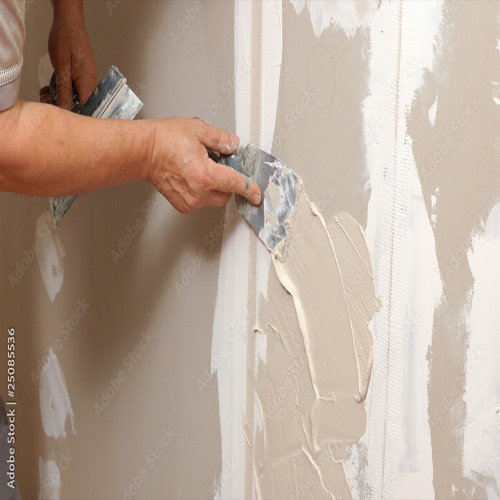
(255, 189, 378, 497)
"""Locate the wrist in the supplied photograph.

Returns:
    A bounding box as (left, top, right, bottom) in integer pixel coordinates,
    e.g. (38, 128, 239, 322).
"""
(143, 120, 160, 183)
(51, 0, 84, 22)
(129, 119, 159, 183)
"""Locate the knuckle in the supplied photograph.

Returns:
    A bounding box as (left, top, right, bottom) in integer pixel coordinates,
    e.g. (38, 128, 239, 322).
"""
(226, 174, 239, 194)
(179, 199, 194, 214)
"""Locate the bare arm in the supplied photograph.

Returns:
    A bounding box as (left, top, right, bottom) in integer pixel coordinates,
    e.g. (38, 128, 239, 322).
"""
(0, 102, 261, 212)
(0, 100, 149, 195)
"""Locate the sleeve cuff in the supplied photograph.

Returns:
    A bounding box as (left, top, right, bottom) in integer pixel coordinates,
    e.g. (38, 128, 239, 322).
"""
(0, 75, 20, 111)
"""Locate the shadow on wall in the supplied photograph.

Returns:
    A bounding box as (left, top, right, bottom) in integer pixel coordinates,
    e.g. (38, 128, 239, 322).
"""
(8, 0, 235, 497)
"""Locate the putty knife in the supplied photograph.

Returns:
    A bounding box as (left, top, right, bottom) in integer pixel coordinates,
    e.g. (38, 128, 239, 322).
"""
(48, 66, 143, 228)
(48, 67, 300, 261)
(215, 145, 302, 262)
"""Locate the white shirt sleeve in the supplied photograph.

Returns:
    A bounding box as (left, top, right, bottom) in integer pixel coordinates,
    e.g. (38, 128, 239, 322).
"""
(0, 0, 26, 111)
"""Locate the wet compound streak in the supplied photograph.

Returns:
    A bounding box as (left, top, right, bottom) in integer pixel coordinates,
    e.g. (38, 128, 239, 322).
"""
(255, 190, 379, 497)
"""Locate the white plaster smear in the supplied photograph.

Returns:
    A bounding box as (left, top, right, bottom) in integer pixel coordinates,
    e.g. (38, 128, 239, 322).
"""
(39, 348, 75, 439)
(212, 1, 282, 497)
(428, 91, 438, 126)
(464, 201, 500, 492)
(35, 211, 64, 302)
(290, 0, 378, 37)
(39, 457, 61, 500)
(363, 1, 443, 499)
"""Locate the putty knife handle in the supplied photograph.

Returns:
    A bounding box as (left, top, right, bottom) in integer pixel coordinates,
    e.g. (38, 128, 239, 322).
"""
(207, 149, 245, 174)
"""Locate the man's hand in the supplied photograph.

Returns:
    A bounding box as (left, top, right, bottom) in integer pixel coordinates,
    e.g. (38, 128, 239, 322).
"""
(146, 118, 262, 213)
(47, 0, 97, 108)
(0, 102, 261, 214)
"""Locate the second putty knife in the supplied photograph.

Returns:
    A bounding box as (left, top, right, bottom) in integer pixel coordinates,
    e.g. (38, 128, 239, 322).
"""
(216, 145, 302, 262)
(48, 66, 143, 228)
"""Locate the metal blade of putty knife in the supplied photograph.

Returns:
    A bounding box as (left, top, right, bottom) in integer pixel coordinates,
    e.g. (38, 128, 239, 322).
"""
(48, 65, 143, 228)
(219, 144, 302, 262)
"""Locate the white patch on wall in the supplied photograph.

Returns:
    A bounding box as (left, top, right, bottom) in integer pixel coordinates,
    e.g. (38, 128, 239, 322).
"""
(464, 201, 500, 491)
(428, 91, 438, 126)
(39, 349, 75, 439)
(430, 187, 439, 228)
(392, 144, 441, 500)
(39, 457, 61, 500)
(213, 1, 282, 497)
(290, 0, 378, 37)
(363, 1, 443, 498)
(493, 81, 500, 106)
(35, 211, 65, 302)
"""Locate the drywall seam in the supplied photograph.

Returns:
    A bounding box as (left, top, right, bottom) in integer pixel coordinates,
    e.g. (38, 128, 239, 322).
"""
(211, 208, 250, 500)
(363, 1, 410, 498)
(363, 1, 444, 497)
(243, 4, 262, 496)
(212, 1, 281, 497)
(362, 3, 407, 496)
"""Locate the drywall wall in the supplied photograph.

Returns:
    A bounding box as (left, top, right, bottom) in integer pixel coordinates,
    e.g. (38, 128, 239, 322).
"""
(1, 1, 499, 499)
(213, 0, 500, 499)
(409, 2, 500, 495)
(0, 1, 239, 498)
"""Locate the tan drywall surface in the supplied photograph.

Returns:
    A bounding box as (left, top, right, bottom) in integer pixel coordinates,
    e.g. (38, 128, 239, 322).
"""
(2, 0, 499, 497)
(409, 1, 500, 496)
(273, 1, 371, 227)
(1, 1, 237, 497)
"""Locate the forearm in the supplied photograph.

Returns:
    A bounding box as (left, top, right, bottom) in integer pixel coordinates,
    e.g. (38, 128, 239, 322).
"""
(0, 101, 153, 196)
